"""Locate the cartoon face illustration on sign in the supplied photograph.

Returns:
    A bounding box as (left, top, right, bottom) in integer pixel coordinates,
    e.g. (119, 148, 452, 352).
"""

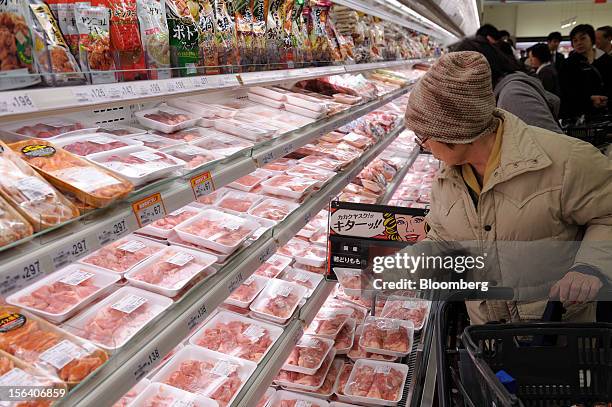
(382, 213, 427, 243)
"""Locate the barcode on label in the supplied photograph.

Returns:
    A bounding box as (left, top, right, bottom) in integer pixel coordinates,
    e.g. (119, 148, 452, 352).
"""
(111, 294, 147, 314)
(211, 361, 237, 377)
(167, 252, 194, 266)
(59, 270, 94, 286)
(374, 365, 392, 375)
(118, 240, 147, 253)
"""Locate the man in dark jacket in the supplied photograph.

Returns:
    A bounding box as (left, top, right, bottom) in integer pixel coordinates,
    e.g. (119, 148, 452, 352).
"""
(528, 43, 561, 97)
(547, 31, 565, 72)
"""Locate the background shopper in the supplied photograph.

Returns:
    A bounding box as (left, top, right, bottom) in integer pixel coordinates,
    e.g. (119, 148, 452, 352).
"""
(596, 25, 612, 55)
(547, 31, 565, 72)
(528, 43, 561, 96)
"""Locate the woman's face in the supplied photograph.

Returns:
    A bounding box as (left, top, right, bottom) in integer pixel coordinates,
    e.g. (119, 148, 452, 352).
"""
(572, 32, 593, 55)
(395, 215, 426, 242)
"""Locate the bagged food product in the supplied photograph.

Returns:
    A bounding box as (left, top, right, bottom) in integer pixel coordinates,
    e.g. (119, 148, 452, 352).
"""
(275, 350, 334, 392)
(249, 279, 307, 324)
(136, 0, 171, 79)
(289, 2, 309, 68)
(334, 318, 355, 354)
(264, 0, 289, 69)
(343, 359, 408, 404)
(54, 0, 80, 61)
(360, 316, 413, 357)
(250, 0, 267, 70)
(215, 190, 262, 213)
(213, 0, 239, 73)
(225, 274, 269, 308)
(0, 306, 108, 384)
(305, 307, 352, 339)
(0, 140, 79, 231)
(234, 0, 253, 70)
(0, 0, 40, 90)
(151, 345, 257, 407)
(65, 287, 172, 351)
(74, 4, 117, 84)
(80, 235, 164, 275)
(270, 390, 329, 407)
(248, 198, 299, 223)
(380, 297, 430, 330)
(165, 0, 199, 76)
(189, 311, 282, 363)
(9, 139, 132, 208)
(138, 205, 201, 239)
(0, 194, 33, 247)
(282, 334, 333, 375)
(131, 382, 218, 407)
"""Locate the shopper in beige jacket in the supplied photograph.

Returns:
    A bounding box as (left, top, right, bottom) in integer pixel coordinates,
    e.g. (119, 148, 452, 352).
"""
(404, 51, 612, 323)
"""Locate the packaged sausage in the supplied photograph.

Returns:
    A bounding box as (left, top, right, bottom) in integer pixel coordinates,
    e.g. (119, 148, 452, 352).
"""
(74, 4, 118, 84)
(0, 306, 108, 385)
(9, 139, 133, 208)
(0, 194, 33, 247)
(0, 140, 79, 231)
(165, 0, 199, 76)
(0, 0, 41, 90)
(136, 0, 171, 79)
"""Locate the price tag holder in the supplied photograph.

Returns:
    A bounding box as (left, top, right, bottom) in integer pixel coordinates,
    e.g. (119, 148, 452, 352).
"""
(0, 258, 47, 296)
(97, 217, 130, 245)
(132, 193, 166, 227)
(257, 240, 277, 264)
(227, 272, 244, 295)
(191, 76, 209, 89)
(0, 93, 37, 115)
(52, 238, 90, 270)
(72, 87, 109, 103)
(190, 171, 215, 200)
(186, 301, 208, 331)
(132, 347, 162, 381)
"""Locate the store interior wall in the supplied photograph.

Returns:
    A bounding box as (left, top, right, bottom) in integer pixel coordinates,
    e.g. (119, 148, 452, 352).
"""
(483, 2, 612, 38)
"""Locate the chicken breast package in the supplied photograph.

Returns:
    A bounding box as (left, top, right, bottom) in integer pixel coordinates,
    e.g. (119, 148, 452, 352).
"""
(125, 246, 217, 297)
(131, 382, 218, 407)
(323, 298, 369, 326)
(260, 175, 319, 199)
(5, 117, 90, 139)
(293, 244, 327, 268)
(275, 350, 336, 392)
(248, 198, 300, 223)
(53, 133, 144, 159)
(150, 345, 257, 407)
(224, 275, 269, 309)
(254, 254, 293, 279)
(380, 297, 431, 331)
(306, 308, 353, 339)
(348, 326, 398, 363)
(164, 145, 223, 172)
(359, 317, 414, 357)
(0, 195, 33, 247)
(127, 133, 186, 151)
(0, 306, 108, 385)
(9, 139, 133, 208)
(64, 287, 172, 352)
(343, 359, 408, 406)
(284, 357, 344, 399)
(298, 155, 343, 171)
(80, 235, 165, 276)
(269, 390, 330, 407)
(262, 158, 299, 174)
(286, 165, 336, 188)
(138, 205, 201, 239)
(215, 190, 263, 214)
(249, 280, 308, 324)
(229, 169, 274, 192)
(189, 311, 282, 363)
(279, 269, 323, 297)
(134, 106, 200, 133)
(282, 335, 334, 375)
(334, 268, 367, 296)
(6, 264, 120, 324)
(193, 132, 254, 157)
(174, 209, 258, 255)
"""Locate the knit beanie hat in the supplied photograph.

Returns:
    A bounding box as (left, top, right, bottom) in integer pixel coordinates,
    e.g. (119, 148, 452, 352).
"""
(405, 51, 497, 144)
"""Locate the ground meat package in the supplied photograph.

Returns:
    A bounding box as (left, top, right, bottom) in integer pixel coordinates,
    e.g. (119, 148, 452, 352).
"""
(136, 0, 171, 79)
(0, 0, 40, 90)
(75, 4, 118, 84)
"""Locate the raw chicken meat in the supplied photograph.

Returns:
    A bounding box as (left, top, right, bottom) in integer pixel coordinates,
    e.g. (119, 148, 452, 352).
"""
(381, 299, 429, 330)
(16, 274, 99, 314)
(230, 170, 272, 191)
(0, 354, 63, 407)
(216, 191, 261, 213)
(284, 335, 332, 370)
(196, 189, 228, 205)
(81, 237, 158, 274)
(13, 120, 85, 138)
(61, 137, 129, 156)
(153, 127, 205, 142)
(0, 196, 33, 247)
(306, 308, 352, 338)
(128, 134, 183, 150)
(276, 351, 333, 390)
(274, 397, 326, 407)
(348, 330, 397, 362)
(262, 158, 298, 172)
(320, 131, 346, 143)
(360, 318, 410, 354)
(345, 362, 405, 401)
(254, 255, 292, 279)
(145, 111, 192, 125)
(338, 192, 377, 204)
(313, 358, 342, 395)
(342, 132, 371, 149)
(101, 150, 181, 178)
(147, 207, 200, 230)
(333, 285, 372, 309)
(336, 269, 362, 290)
(250, 281, 303, 320)
(295, 245, 326, 267)
(166, 146, 220, 169)
(227, 276, 267, 305)
(298, 155, 342, 171)
(260, 175, 318, 197)
(309, 230, 327, 246)
(96, 126, 144, 137)
(249, 199, 298, 222)
(334, 319, 356, 352)
(335, 363, 353, 396)
(179, 212, 254, 247)
(280, 269, 320, 290)
(113, 386, 140, 407)
(293, 263, 326, 275)
(323, 298, 368, 325)
(255, 388, 274, 407)
(286, 165, 335, 186)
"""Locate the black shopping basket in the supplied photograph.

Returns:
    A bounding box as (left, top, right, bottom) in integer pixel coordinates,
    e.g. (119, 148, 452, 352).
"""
(562, 114, 612, 148)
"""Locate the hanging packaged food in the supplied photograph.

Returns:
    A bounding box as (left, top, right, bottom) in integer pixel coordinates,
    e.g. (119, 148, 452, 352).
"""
(165, 0, 199, 76)
(250, 0, 267, 70)
(75, 4, 118, 84)
(194, 0, 220, 75)
(136, 0, 171, 79)
(290, 3, 309, 68)
(29, 0, 85, 86)
(213, 0, 240, 73)
(54, 0, 81, 61)
(264, 0, 282, 68)
(309, 1, 332, 66)
(0, 0, 40, 90)
(234, 0, 253, 70)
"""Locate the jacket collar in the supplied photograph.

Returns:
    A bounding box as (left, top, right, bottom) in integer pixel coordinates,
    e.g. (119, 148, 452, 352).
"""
(437, 109, 552, 192)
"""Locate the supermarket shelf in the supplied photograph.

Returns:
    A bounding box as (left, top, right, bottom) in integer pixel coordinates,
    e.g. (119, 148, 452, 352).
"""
(378, 146, 421, 204)
(0, 60, 423, 122)
(0, 85, 412, 297)
(56, 122, 406, 407)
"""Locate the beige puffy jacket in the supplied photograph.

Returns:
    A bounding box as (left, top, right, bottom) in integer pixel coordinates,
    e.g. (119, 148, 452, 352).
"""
(425, 109, 612, 323)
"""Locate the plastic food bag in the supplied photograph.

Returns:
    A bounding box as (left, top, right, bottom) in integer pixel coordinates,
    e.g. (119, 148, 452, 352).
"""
(213, 0, 239, 73)
(195, 0, 220, 75)
(75, 4, 118, 84)
(136, 0, 171, 79)
(165, 0, 198, 76)
(0, 195, 33, 247)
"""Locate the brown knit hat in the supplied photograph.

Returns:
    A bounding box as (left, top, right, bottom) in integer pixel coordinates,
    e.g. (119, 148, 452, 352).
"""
(405, 51, 497, 144)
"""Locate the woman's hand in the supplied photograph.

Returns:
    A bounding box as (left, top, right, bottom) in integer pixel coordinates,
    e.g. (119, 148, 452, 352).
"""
(591, 95, 609, 108)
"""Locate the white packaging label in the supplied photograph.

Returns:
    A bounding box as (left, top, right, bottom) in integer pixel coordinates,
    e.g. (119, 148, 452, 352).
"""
(51, 167, 121, 193)
(211, 361, 237, 377)
(88, 136, 116, 144)
(276, 284, 293, 298)
(295, 401, 312, 407)
(131, 151, 161, 162)
(135, 134, 164, 143)
(170, 208, 187, 216)
(174, 147, 199, 156)
(59, 270, 94, 286)
(117, 240, 147, 253)
(170, 401, 194, 407)
(38, 340, 85, 369)
(344, 132, 363, 142)
(14, 176, 55, 202)
(0, 368, 41, 387)
(401, 300, 421, 309)
(374, 365, 392, 375)
(167, 252, 194, 266)
(242, 325, 265, 342)
(300, 337, 321, 348)
(111, 294, 147, 314)
(224, 216, 243, 231)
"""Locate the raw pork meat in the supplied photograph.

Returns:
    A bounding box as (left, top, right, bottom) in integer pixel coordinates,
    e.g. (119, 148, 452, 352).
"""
(82, 238, 158, 274)
(129, 248, 212, 289)
(249, 199, 298, 222)
(345, 363, 405, 401)
(284, 335, 331, 370)
(16, 275, 99, 314)
(61, 138, 129, 156)
(13, 120, 85, 138)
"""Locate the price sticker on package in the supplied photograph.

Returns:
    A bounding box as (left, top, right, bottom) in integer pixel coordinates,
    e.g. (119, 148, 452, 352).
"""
(132, 193, 166, 227)
(190, 171, 215, 200)
(0, 93, 37, 115)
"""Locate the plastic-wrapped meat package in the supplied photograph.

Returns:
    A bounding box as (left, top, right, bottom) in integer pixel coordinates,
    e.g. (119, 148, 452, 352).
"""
(262, 158, 298, 173)
(277, 238, 310, 258)
(138, 206, 200, 238)
(248, 199, 299, 223)
(269, 390, 329, 407)
(96, 125, 147, 137)
(334, 319, 356, 353)
(344, 360, 407, 402)
(294, 263, 326, 276)
(335, 268, 363, 291)
(127, 134, 185, 150)
(226, 275, 269, 308)
(309, 229, 328, 246)
(316, 145, 361, 165)
(130, 382, 217, 407)
(135, 108, 198, 134)
(164, 145, 222, 170)
(380, 298, 430, 330)
(214, 119, 275, 142)
(190, 312, 281, 363)
(275, 351, 334, 391)
(250, 280, 307, 323)
(294, 244, 327, 268)
(320, 131, 346, 144)
(153, 127, 209, 143)
(333, 285, 372, 309)
(58, 134, 132, 157)
(323, 298, 368, 325)
(113, 379, 149, 407)
(95, 148, 184, 184)
(298, 155, 343, 171)
(196, 188, 229, 206)
(282, 335, 333, 373)
(260, 175, 318, 199)
(216, 190, 262, 213)
(230, 169, 273, 192)
(194, 133, 254, 156)
(0, 306, 108, 384)
(9, 118, 86, 139)
(306, 308, 352, 339)
(360, 317, 413, 356)
(280, 269, 322, 293)
(339, 192, 377, 204)
(286, 165, 335, 187)
(80, 236, 162, 275)
(9, 139, 133, 208)
(255, 255, 292, 279)
(0, 196, 33, 247)
(311, 358, 343, 397)
(348, 328, 397, 362)
(334, 363, 353, 396)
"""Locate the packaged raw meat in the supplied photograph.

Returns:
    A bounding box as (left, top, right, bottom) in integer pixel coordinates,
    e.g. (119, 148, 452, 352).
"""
(0, 140, 79, 231)
(136, 0, 171, 80)
(0, 306, 108, 384)
(256, 387, 276, 407)
(298, 155, 342, 171)
(189, 312, 282, 363)
(334, 268, 366, 296)
(248, 198, 299, 223)
(164, 145, 223, 171)
(254, 255, 293, 279)
(286, 165, 335, 188)
(348, 326, 397, 363)
(343, 359, 408, 405)
(174, 209, 258, 254)
(269, 390, 330, 407)
(338, 192, 376, 205)
(343, 132, 372, 149)
(194, 133, 254, 157)
(261, 158, 298, 174)
(293, 262, 326, 275)
(131, 382, 218, 407)
(126, 133, 185, 151)
(113, 378, 150, 407)
(247, 93, 285, 109)
(275, 350, 335, 392)
(215, 190, 262, 214)
(239, 213, 276, 241)
(154, 127, 217, 144)
(65, 287, 172, 351)
(91, 147, 185, 187)
(6, 118, 89, 139)
(294, 244, 327, 268)
(305, 308, 353, 339)
(225, 275, 269, 308)
(334, 318, 356, 354)
(333, 285, 372, 309)
(277, 238, 309, 257)
(54, 133, 143, 158)
(150, 345, 257, 407)
(323, 298, 368, 325)
(309, 229, 328, 246)
(125, 246, 217, 297)
(97, 124, 148, 137)
(167, 231, 234, 264)
(6, 264, 120, 324)
(359, 317, 413, 357)
(137, 205, 201, 239)
(282, 335, 334, 375)
(280, 269, 323, 296)
(249, 280, 307, 324)
(80, 235, 164, 275)
(135, 107, 199, 133)
(0, 350, 67, 401)
(260, 175, 318, 199)
(333, 363, 353, 398)
(213, 119, 275, 142)
(285, 93, 328, 113)
(284, 103, 326, 119)
(380, 297, 430, 330)
(168, 98, 236, 119)
(229, 170, 274, 192)
(193, 188, 227, 206)
(285, 357, 343, 399)
(9, 139, 133, 208)
(0, 195, 33, 247)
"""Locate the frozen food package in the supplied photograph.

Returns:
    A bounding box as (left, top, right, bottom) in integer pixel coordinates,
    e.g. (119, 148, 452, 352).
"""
(229, 169, 273, 192)
(194, 132, 254, 156)
(270, 390, 330, 407)
(260, 175, 318, 199)
(6, 264, 120, 324)
(131, 382, 218, 407)
(135, 107, 199, 133)
(0, 194, 33, 247)
(249, 280, 307, 324)
(275, 350, 335, 392)
(0, 306, 108, 384)
(165, 0, 199, 76)
(164, 145, 223, 171)
(282, 334, 334, 375)
(9, 139, 133, 208)
(254, 254, 292, 279)
(127, 133, 185, 150)
(215, 190, 262, 213)
(225, 275, 269, 308)
(65, 287, 172, 351)
(380, 297, 430, 330)
(126, 246, 217, 297)
(54, 133, 142, 158)
(151, 345, 257, 407)
(248, 198, 299, 223)
(80, 235, 164, 275)
(75, 4, 117, 84)
(136, 0, 171, 79)
(29, 0, 85, 86)
(189, 311, 282, 363)
(333, 318, 355, 354)
(138, 205, 201, 239)
(0, 0, 40, 90)
(280, 268, 323, 295)
(0, 140, 79, 231)
(359, 316, 414, 357)
(305, 307, 353, 339)
(343, 359, 408, 404)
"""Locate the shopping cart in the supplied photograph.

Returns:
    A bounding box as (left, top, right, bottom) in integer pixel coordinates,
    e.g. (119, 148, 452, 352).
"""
(562, 114, 612, 148)
(436, 289, 612, 407)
